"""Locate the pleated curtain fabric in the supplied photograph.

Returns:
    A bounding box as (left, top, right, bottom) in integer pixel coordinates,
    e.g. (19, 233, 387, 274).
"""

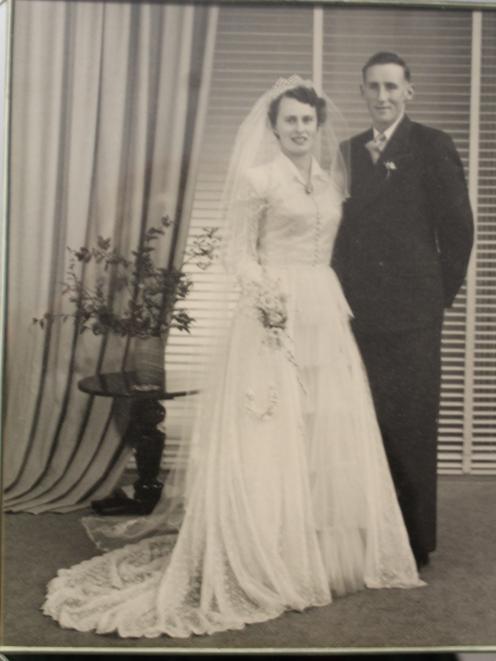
(3, 1, 217, 512)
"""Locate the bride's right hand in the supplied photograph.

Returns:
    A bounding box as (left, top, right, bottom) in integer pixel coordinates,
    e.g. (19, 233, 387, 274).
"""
(237, 260, 264, 289)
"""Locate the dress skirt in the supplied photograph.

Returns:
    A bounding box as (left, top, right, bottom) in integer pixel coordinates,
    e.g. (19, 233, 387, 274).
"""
(42, 264, 422, 638)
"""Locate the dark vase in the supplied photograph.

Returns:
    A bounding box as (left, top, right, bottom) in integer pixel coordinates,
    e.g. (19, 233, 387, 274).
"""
(133, 336, 166, 388)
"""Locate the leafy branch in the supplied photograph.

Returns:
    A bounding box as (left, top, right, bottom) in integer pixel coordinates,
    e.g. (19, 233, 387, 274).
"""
(34, 216, 221, 339)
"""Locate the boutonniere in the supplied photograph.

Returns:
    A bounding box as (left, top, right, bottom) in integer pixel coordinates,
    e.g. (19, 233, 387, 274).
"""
(384, 161, 397, 179)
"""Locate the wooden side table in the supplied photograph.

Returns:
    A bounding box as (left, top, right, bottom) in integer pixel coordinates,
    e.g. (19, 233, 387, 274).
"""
(78, 371, 196, 516)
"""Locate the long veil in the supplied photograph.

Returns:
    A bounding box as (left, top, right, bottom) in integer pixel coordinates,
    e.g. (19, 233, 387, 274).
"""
(82, 75, 350, 552)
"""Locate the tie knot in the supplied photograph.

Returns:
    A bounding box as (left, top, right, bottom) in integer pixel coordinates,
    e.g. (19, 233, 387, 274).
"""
(375, 133, 387, 148)
(366, 133, 387, 164)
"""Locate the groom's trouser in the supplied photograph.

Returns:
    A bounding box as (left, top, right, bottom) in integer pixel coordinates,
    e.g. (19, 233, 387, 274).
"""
(353, 323, 442, 558)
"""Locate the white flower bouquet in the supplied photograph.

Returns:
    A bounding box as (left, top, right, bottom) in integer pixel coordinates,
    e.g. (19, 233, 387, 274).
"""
(254, 286, 288, 348)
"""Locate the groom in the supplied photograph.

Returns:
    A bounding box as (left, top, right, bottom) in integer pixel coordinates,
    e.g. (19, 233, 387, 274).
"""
(332, 52, 474, 568)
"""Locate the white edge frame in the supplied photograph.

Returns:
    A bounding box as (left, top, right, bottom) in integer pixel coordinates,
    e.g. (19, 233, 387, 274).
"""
(463, 10, 482, 473)
(0, 0, 10, 488)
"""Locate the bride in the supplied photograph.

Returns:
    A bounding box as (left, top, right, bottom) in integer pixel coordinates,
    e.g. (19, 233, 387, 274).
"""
(43, 76, 423, 638)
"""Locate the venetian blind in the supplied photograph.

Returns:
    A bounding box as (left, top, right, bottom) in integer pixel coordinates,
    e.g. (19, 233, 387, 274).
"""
(470, 11, 496, 474)
(161, 5, 494, 476)
(162, 5, 314, 466)
(322, 7, 473, 474)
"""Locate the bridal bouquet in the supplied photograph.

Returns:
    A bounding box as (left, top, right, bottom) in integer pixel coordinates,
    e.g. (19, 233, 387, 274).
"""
(244, 284, 290, 422)
(252, 281, 305, 393)
(254, 286, 288, 349)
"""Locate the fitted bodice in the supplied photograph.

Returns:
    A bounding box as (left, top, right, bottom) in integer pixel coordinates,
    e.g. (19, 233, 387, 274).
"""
(258, 180, 342, 268)
(245, 153, 343, 270)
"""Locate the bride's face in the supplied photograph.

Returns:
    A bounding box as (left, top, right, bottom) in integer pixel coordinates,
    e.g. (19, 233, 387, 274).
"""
(274, 97, 318, 158)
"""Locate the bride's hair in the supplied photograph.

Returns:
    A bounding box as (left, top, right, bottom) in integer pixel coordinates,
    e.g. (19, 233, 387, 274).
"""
(267, 85, 327, 129)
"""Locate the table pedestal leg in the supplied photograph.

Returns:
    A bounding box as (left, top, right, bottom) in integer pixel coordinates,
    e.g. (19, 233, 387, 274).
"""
(130, 399, 166, 513)
(90, 398, 166, 516)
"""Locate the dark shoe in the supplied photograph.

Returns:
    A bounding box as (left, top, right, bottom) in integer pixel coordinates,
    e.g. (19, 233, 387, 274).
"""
(414, 551, 430, 570)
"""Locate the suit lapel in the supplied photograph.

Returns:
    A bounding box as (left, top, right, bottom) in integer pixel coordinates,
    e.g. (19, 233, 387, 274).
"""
(351, 129, 375, 192)
(349, 116, 413, 216)
(378, 114, 413, 165)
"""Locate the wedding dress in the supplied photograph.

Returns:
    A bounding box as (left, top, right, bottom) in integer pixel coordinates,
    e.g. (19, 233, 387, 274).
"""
(42, 150, 423, 639)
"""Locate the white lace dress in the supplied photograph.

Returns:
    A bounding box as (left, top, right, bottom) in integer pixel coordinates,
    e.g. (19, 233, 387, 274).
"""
(43, 152, 423, 638)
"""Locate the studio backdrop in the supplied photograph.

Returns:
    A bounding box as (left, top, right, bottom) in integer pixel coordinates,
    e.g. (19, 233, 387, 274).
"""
(3, 0, 218, 513)
(173, 4, 496, 477)
(3, 2, 496, 515)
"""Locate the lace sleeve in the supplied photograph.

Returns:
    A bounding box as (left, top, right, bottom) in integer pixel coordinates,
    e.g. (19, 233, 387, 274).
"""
(222, 171, 267, 287)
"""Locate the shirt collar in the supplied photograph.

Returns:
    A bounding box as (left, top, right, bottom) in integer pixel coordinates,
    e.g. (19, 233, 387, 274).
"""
(275, 151, 329, 185)
(373, 111, 405, 143)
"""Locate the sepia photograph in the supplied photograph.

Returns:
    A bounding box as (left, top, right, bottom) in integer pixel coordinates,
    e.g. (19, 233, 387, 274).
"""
(1, 0, 496, 653)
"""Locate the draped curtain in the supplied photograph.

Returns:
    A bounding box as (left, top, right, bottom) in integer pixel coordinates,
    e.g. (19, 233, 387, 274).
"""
(3, 0, 217, 513)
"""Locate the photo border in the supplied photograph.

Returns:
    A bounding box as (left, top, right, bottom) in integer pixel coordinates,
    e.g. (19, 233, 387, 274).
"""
(1, 0, 496, 655)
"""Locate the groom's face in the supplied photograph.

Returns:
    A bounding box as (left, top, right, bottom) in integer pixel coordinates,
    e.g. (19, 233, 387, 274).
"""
(361, 63, 414, 132)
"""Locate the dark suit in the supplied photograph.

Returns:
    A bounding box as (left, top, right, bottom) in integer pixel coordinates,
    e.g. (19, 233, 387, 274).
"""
(332, 115, 473, 559)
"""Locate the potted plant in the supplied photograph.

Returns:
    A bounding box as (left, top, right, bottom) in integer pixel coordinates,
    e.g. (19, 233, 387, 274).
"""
(35, 216, 221, 387)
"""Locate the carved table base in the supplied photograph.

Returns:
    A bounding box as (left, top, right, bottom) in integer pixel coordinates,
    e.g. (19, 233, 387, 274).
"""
(91, 399, 166, 516)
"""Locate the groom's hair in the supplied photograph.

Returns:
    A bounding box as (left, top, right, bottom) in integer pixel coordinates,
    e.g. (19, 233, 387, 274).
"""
(268, 86, 327, 129)
(362, 52, 412, 81)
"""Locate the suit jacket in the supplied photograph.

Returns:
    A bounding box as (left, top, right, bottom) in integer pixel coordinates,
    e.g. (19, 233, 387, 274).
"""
(332, 115, 474, 333)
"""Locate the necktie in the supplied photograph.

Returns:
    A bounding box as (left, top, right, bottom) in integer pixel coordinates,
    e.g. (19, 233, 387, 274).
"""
(366, 133, 387, 164)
